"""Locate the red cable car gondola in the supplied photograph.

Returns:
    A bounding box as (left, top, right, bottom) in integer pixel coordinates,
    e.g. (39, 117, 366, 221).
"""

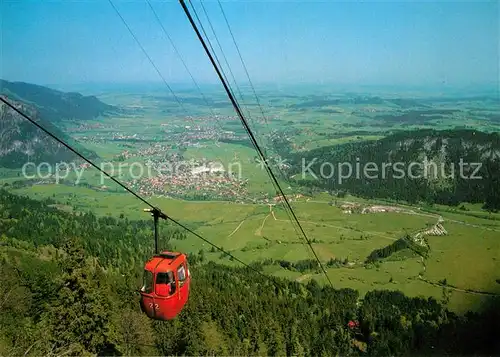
(139, 208, 190, 320)
(140, 251, 190, 320)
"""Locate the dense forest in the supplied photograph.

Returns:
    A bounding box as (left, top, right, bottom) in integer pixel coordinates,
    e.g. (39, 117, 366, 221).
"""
(286, 129, 500, 210)
(0, 189, 183, 269)
(1, 189, 499, 356)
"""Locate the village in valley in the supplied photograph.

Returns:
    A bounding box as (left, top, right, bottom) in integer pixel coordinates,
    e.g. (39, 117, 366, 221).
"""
(50, 111, 303, 203)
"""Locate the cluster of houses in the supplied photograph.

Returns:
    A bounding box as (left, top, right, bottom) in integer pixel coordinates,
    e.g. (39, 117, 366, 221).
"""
(128, 158, 249, 200)
(132, 170, 248, 200)
(416, 223, 447, 237)
(73, 113, 245, 146)
(69, 123, 106, 132)
(270, 194, 305, 203)
(66, 113, 288, 201)
(338, 203, 410, 215)
(116, 144, 173, 161)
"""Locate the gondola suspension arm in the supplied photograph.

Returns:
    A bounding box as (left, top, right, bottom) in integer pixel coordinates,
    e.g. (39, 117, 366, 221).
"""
(144, 208, 168, 254)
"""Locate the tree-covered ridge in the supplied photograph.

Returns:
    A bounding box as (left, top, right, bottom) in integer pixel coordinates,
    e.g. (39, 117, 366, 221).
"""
(0, 189, 185, 269)
(0, 79, 117, 122)
(0, 99, 99, 168)
(1, 189, 499, 356)
(288, 129, 500, 209)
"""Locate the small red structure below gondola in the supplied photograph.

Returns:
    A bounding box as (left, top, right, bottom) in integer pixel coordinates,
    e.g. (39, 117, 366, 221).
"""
(140, 251, 190, 320)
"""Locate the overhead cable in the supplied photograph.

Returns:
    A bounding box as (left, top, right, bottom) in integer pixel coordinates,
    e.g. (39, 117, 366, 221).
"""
(178, 0, 334, 288)
(0, 96, 282, 288)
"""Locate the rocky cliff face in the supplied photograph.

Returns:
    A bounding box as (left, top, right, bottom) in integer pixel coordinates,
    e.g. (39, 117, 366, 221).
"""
(0, 97, 96, 168)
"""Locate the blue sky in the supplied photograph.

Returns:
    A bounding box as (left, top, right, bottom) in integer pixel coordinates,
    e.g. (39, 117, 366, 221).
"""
(1, 0, 498, 89)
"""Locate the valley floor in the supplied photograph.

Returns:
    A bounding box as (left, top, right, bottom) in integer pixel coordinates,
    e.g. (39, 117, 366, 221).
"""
(6, 182, 500, 314)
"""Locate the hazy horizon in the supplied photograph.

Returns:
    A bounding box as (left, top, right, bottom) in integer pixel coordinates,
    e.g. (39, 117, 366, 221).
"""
(2, 0, 498, 91)
(1, 78, 498, 100)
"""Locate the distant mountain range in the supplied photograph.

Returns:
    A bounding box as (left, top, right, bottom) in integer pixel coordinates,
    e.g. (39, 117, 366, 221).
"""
(0, 80, 107, 168)
(0, 79, 118, 122)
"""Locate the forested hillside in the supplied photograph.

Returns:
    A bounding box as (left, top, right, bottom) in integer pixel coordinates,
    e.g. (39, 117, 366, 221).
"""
(0, 99, 98, 168)
(0, 79, 117, 122)
(1, 189, 499, 356)
(0, 189, 184, 268)
(287, 129, 500, 209)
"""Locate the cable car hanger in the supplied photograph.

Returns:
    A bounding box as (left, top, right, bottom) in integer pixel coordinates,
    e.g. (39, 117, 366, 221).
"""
(144, 208, 168, 255)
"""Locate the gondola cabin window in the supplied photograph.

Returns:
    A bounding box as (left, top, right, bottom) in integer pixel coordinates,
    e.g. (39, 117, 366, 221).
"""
(177, 264, 186, 287)
(155, 271, 175, 297)
(142, 270, 153, 293)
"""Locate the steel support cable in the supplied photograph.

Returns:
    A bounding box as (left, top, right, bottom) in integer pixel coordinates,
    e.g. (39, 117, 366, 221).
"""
(181, 1, 308, 250)
(197, 0, 276, 184)
(0, 96, 283, 288)
(144, 0, 224, 133)
(110, 0, 278, 281)
(109, 0, 237, 202)
(185, 0, 250, 156)
(215, 0, 270, 131)
(197, 0, 258, 132)
(109, 0, 318, 285)
(178, 0, 334, 288)
(110, 0, 211, 143)
(110, 0, 214, 154)
(216, 0, 288, 180)
(179, 2, 300, 236)
(275, 200, 317, 263)
(144, 0, 229, 154)
(109, 0, 199, 130)
(186, 0, 238, 108)
(190, 0, 285, 201)
(108, 0, 187, 114)
(211, 1, 312, 260)
(185, 0, 283, 203)
(191, 1, 305, 255)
